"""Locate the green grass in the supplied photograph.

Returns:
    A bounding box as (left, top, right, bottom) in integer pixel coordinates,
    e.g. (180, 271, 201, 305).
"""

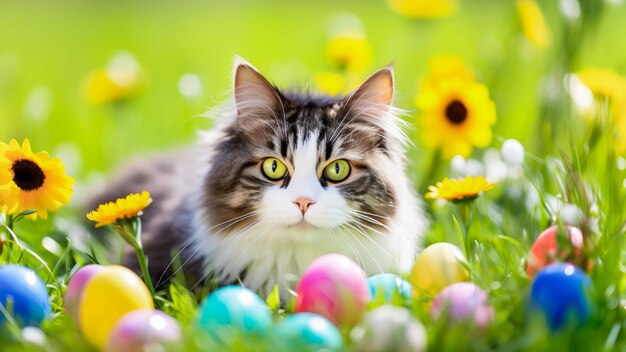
(2, 0, 626, 350)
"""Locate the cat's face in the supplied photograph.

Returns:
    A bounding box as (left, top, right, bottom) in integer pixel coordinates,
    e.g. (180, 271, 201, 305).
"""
(202, 60, 407, 238)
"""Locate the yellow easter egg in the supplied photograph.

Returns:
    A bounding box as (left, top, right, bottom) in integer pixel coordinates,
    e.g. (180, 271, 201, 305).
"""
(79, 265, 154, 348)
(410, 243, 469, 297)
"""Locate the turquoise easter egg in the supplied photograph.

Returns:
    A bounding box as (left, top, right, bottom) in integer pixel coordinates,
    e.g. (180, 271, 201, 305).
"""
(0, 265, 51, 327)
(197, 286, 271, 344)
(367, 274, 412, 301)
(274, 313, 343, 351)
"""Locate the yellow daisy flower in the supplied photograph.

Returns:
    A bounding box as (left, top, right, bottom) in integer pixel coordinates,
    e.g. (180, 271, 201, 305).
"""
(576, 68, 626, 153)
(386, 0, 456, 19)
(316, 72, 348, 96)
(577, 68, 626, 99)
(87, 191, 152, 228)
(326, 35, 372, 73)
(517, 0, 551, 48)
(417, 76, 497, 158)
(82, 52, 143, 105)
(426, 176, 495, 202)
(0, 139, 74, 220)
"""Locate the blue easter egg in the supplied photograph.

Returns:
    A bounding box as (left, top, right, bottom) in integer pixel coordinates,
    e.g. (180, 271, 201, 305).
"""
(367, 274, 412, 301)
(0, 265, 52, 327)
(197, 286, 271, 343)
(530, 263, 592, 331)
(274, 313, 343, 351)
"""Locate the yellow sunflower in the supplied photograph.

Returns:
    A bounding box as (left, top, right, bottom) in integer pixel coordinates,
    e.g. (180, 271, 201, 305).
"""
(426, 176, 495, 202)
(386, 0, 457, 19)
(0, 139, 74, 220)
(326, 35, 372, 73)
(517, 0, 551, 48)
(417, 76, 497, 158)
(424, 55, 475, 84)
(87, 191, 152, 228)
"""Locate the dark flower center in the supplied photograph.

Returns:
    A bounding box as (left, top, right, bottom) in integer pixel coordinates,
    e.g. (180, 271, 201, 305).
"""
(445, 100, 468, 125)
(12, 159, 46, 191)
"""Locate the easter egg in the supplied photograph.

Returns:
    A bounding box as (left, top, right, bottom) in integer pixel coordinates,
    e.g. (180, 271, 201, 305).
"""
(64, 264, 106, 322)
(410, 243, 469, 296)
(530, 263, 592, 331)
(430, 282, 494, 329)
(351, 305, 427, 352)
(197, 286, 271, 344)
(79, 265, 154, 349)
(274, 313, 343, 351)
(0, 265, 51, 327)
(527, 225, 584, 278)
(295, 254, 371, 326)
(367, 273, 412, 301)
(105, 309, 181, 352)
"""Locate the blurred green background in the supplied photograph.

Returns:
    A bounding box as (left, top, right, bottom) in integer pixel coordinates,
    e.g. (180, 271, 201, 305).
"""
(1, 0, 626, 178)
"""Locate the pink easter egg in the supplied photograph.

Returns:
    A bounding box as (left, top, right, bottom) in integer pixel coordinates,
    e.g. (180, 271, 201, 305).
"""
(64, 264, 106, 322)
(430, 282, 494, 329)
(295, 254, 371, 326)
(105, 310, 181, 352)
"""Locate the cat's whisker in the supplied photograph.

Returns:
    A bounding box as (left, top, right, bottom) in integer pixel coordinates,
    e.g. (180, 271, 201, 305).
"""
(343, 221, 392, 257)
(155, 211, 261, 287)
(337, 225, 384, 273)
(346, 211, 391, 230)
(351, 208, 393, 220)
(159, 217, 266, 288)
(335, 226, 367, 270)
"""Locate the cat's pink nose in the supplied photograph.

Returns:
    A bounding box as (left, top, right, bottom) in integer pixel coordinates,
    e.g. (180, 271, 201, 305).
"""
(293, 197, 315, 214)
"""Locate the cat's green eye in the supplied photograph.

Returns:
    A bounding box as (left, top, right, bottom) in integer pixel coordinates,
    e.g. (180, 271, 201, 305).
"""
(324, 159, 351, 183)
(261, 158, 288, 181)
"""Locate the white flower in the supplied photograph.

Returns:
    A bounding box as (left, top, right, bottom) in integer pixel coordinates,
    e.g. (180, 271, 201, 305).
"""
(178, 73, 203, 98)
(562, 203, 585, 227)
(501, 139, 525, 165)
(464, 159, 483, 176)
(450, 155, 467, 176)
(486, 159, 508, 182)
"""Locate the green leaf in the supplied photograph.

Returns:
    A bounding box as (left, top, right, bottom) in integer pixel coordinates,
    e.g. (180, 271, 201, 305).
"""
(266, 284, 280, 311)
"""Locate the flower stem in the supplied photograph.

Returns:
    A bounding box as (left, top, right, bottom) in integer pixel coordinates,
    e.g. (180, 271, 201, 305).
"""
(132, 241, 157, 299)
(114, 218, 157, 301)
(457, 202, 473, 262)
(6, 214, 14, 232)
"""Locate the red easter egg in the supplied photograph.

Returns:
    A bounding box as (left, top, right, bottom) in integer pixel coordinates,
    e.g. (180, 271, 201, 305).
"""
(526, 225, 584, 278)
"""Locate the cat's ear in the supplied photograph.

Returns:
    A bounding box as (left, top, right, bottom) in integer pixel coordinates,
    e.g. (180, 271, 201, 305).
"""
(233, 57, 281, 118)
(345, 65, 394, 114)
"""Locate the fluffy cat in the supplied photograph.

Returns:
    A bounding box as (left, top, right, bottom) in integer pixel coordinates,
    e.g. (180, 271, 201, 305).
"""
(91, 58, 426, 295)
